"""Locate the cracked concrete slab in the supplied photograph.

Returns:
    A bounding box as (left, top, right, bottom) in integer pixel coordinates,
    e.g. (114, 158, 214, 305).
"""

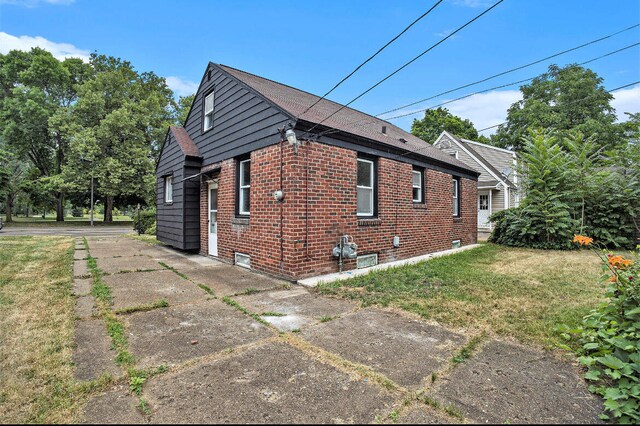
(179, 265, 288, 296)
(103, 270, 204, 311)
(95, 256, 162, 274)
(73, 260, 90, 278)
(73, 278, 92, 296)
(234, 287, 357, 331)
(433, 340, 603, 424)
(75, 295, 96, 319)
(143, 342, 396, 423)
(73, 319, 120, 381)
(126, 300, 273, 368)
(384, 404, 455, 424)
(88, 247, 150, 259)
(302, 308, 466, 389)
(152, 254, 223, 271)
(82, 386, 144, 424)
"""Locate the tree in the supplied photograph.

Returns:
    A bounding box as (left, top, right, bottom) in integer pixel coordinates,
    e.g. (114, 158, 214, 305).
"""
(492, 64, 622, 151)
(0, 142, 28, 222)
(61, 54, 174, 221)
(411, 107, 480, 143)
(0, 48, 92, 220)
(175, 94, 195, 126)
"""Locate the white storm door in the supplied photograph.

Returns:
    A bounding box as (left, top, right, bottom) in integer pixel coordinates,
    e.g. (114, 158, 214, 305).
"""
(208, 182, 218, 256)
(478, 191, 491, 228)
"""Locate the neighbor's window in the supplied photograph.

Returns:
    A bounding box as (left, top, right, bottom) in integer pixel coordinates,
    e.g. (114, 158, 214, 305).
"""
(453, 177, 460, 217)
(357, 158, 375, 217)
(165, 176, 173, 203)
(412, 168, 423, 203)
(203, 91, 214, 131)
(238, 159, 251, 215)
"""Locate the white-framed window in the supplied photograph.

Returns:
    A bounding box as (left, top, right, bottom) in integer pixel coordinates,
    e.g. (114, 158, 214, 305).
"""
(357, 158, 375, 217)
(514, 192, 520, 207)
(238, 159, 251, 215)
(412, 169, 423, 203)
(453, 177, 460, 217)
(452, 240, 461, 249)
(203, 91, 214, 131)
(164, 176, 173, 203)
(235, 252, 251, 269)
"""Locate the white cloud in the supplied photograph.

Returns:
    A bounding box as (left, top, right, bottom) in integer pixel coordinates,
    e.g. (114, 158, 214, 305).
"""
(0, 0, 74, 7)
(0, 32, 90, 61)
(611, 84, 640, 122)
(451, 0, 493, 8)
(165, 76, 198, 98)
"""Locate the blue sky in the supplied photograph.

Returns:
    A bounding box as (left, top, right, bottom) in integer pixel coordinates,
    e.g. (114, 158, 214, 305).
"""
(1, 0, 639, 135)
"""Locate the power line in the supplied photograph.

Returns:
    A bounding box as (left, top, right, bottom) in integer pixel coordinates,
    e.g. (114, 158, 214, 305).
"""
(318, 41, 639, 137)
(298, 0, 445, 118)
(376, 23, 640, 117)
(302, 0, 506, 136)
(476, 80, 640, 134)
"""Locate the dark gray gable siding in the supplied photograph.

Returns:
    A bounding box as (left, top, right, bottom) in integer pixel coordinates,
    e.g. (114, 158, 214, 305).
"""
(182, 64, 292, 166)
(182, 159, 201, 251)
(156, 131, 185, 248)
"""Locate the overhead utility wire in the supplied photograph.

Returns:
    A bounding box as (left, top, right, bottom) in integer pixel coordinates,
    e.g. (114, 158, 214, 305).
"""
(376, 23, 640, 117)
(298, 0, 445, 118)
(302, 0, 505, 136)
(317, 41, 639, 137)
(474, 80, 640, 133)
(381, 42, 640, 121)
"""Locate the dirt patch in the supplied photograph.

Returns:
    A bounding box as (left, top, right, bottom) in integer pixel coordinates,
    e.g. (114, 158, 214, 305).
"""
(180, 265, 287, 296)
(126, 300, 273, 368)
(302, 308, 467, 389)
(82, 386, 144, 424)
(385, 404, 455, 424)
(143, 342, 395, 423)
(234, 287, 357, 331)
(103, 270, 204, 311)
(72, 319, 120, 381)
(433, 340, 603, 424)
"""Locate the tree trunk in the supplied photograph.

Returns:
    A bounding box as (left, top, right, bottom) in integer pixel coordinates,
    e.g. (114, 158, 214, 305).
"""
(56, 192, 64, 221)
(104, 195, 114, 223)
(5, 194, 13, 223)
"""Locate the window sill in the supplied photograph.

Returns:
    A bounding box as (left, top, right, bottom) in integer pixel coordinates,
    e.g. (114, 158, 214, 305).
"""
(412, 203, 427, 209)
(453, 217, 462, 222)
(232, 216, 250, 226)
(164, 202, 173, 206)
(357, 218, 381, 227)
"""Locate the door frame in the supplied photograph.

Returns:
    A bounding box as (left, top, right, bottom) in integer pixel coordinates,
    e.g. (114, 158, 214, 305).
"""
(477, 190, 492, 229)
(208, 181, 218, 257)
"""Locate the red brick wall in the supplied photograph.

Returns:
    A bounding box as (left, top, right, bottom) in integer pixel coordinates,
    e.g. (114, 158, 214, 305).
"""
(200, 140, 477, 279)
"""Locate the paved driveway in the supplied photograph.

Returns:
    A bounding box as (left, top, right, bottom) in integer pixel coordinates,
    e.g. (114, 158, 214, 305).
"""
(73, 237, 603, 424)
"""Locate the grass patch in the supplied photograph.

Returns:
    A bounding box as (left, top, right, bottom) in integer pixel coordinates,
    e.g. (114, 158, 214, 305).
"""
(158, 262, 189, 280)
(319, 315, 335, 323)
(125, 233, 164, 246)
(242, 287, 259, 295)
(0, 236, 92, 423)
(197, 283, 215, 296)
(260, 311, 286, 317)
(221, 296, 271, 327)
(318, 244, 605, 348)
(452, 334, 485, 364)
(115, 299, 169, 315)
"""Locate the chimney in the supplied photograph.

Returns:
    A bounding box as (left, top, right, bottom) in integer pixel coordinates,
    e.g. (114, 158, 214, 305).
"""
(381, 125, 387, 135)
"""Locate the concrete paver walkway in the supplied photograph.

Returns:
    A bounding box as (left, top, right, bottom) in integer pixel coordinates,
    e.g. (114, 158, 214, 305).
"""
(71, 236, 603, 424)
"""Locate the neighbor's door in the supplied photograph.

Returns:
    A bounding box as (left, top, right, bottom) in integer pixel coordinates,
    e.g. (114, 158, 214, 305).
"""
(208, 182, 218, 256)
(478, 191, 491, 229)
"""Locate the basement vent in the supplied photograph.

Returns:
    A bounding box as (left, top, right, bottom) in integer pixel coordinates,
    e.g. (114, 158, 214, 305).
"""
(452, 240, 461, 249)
(357, 253, 378, 269)
(235, 252, 251, 269)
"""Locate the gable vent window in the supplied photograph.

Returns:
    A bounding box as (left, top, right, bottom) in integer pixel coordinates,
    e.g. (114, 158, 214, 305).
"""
(203, 91, 214, 132)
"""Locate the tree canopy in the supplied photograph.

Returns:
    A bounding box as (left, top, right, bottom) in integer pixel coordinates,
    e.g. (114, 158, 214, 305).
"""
(492, 64, 623, 151)
(410, 107, 482, 143)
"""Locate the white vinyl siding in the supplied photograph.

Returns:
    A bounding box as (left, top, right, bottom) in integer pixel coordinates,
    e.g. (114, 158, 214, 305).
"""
(203, 92, 214, 131)
(357, 158, 374, 216)
(164, 176, 173, 203)
(412, 169, 423, 203)
(238, 159, 250, 215)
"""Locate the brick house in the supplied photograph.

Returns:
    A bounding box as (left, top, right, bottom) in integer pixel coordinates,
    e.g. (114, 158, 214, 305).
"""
(433, 131, 519, 239)
(156, 63, 479, 280)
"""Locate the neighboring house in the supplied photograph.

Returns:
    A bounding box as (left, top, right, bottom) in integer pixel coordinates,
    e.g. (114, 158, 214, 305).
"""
(434, 131, 519, 238)
(156, 63, 479, 280)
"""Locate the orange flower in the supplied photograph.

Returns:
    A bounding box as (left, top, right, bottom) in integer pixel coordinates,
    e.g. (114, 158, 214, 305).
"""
(608, 255, 633, 270)
(608, 275, 618, 283)
(573, 235, 593, 246)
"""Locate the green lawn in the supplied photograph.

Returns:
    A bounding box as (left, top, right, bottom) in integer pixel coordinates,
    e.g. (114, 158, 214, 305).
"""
(318, 244, 606, 348)
(4, 215, 133, 227)
(0, 237, 109, 423)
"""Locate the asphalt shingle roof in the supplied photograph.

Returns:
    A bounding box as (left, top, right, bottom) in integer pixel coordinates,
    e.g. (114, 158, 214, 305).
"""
(217, 64, 476, 174)
(170, 126, 200, 157)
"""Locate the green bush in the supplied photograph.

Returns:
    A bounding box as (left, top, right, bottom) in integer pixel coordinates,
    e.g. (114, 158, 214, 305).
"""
(132, 209, 156, 234)
(145, 221, 156, 236)
(561, 240, 639, 423)
(71, 208, 83, 217)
